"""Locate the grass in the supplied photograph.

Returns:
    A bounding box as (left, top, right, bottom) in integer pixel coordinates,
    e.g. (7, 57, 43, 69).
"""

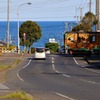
(0, 54, 23, 71)
(0, 64, 12, 71)
(0, 90, 34, 100)
(0, 54, 37, 100)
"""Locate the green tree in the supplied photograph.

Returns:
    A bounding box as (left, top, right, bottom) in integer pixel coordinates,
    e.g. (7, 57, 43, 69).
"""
(45, 43, 59, 54)
(72, 12, 98, 32)
(19, 21, 42, 51)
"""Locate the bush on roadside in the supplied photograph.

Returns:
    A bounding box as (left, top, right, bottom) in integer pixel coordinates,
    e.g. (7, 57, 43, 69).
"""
(0, 90, 33, 100)
(45, 43, 59, 54)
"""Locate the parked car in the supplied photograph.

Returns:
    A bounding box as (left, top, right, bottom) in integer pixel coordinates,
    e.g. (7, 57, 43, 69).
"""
(45, 48, 50, 54)
(34, 47, 46, 59)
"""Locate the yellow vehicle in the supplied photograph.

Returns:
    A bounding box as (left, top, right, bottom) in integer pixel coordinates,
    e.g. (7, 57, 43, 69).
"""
(64, 31, 100, 56)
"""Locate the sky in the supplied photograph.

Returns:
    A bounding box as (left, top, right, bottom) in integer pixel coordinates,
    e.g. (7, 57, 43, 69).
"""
(0, 0, 96, 21)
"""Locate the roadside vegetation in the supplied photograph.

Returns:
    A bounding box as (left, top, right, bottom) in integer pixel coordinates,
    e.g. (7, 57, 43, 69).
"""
(0, 90, 34, 100)
(0, 64, 11, 71)
(0, 54, 23, 71)
(19, 21, 42, 53)
(45, 42, 59, 54)
(72, 12, 98, 32)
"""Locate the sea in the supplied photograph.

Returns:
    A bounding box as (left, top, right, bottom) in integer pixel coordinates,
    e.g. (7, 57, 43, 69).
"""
(0, 21, 77, 50)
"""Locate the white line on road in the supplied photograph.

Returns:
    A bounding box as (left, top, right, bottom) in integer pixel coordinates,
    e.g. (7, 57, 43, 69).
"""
(54, 92, 76, 100)
(52, 60, 54, 64)
(73, 57, 79, 65)
(17, 59, 32, 82)
(51, 57, 70, 77)
(0, 83, 9, 89)
(73, 57, 100, 74)
(85, 68, 100, 74)
(55, 70, 60, 73)
(80, 79, 96, 84)
(62, 74, 70, 78)
(52, 57, 54, 60)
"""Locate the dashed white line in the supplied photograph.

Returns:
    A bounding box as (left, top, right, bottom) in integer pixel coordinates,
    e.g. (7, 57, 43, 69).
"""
(52, 57, 54, 60)
(54, 92, 76, 100)
(80, 79, 96, 84)
(52, 64, 55, 70)
(52, 60, 54, 64)
(51, 57, 70, 77)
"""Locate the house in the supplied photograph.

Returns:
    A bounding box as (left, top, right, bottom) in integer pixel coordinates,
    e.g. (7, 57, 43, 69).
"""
(0, 40, 17, 53)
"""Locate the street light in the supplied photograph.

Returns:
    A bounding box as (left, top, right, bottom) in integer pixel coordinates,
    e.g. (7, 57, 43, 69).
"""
(17, 2, 31, 54)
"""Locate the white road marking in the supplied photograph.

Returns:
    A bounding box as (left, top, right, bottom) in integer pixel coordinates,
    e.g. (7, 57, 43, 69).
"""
(55, 70, 60, 73)
(52, 57, 54, 60)
(51, 57, 70, 77)
(52, 64, 55, 70)
(73, 57, 79, 65)
(17, 72, 24, 82)
(80, 79, 96, 84)
(73, 57, 100, 74)
(52, 60, 54, 64)
(72, 57, 99, 84)
(85, 68, 100, 74)
(52, 64, 55, 68)
(81, 65, 85, 68)
(17, 59, 32, 82)
(0, 83, 9, 89)
(62, 74, 70, 78)
(54, 92, 76, 100)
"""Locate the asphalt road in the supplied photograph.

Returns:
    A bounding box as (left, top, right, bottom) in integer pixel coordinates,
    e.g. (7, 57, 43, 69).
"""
(3, 54, 100, 100)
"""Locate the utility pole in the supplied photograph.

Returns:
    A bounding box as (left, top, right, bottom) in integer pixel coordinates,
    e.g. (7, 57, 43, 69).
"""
(96, 0, 100, 31)
(17, 2, 31, 54)
(89, 0, 92, 12)
(79, 7, 83, 21)
(7, 0, 10, 49)
(74, 7, 79, 24)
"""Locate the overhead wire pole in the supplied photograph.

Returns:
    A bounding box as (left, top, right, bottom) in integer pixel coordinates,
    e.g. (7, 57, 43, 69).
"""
(96, 0, 100, 31)
(74, 7, 79, 24)
(89, 0, 92, 12)
(79, 7, 83, 22)
(7, 0, 10, 49)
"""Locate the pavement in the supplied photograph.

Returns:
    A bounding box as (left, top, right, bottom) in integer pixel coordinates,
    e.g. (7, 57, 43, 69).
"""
(0, 53, 33, 98)
(85, 55, 100, 67)
(0, 52, 33, 66)
(0, 53, 99, 82)
(0, 53, 99, 98)
(0, 53, 33, 82)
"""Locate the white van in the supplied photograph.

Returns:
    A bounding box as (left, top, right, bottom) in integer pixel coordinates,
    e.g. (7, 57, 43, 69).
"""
(34, 47, 46, 59)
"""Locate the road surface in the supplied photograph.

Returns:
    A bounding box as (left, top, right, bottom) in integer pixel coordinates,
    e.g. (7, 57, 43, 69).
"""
(2, 54, 100, 100)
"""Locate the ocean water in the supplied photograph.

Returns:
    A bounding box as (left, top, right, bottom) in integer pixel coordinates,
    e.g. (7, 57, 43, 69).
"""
(0, 21, 76, 49)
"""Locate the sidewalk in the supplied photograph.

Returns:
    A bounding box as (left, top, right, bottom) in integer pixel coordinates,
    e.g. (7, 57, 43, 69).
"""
(0, 53, 33, 98)
(85, 55, 100, 67)
(0, 53, 33, 82)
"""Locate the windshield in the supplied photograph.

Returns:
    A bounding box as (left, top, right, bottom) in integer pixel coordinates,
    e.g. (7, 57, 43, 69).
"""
(36, 48, 45, 52)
